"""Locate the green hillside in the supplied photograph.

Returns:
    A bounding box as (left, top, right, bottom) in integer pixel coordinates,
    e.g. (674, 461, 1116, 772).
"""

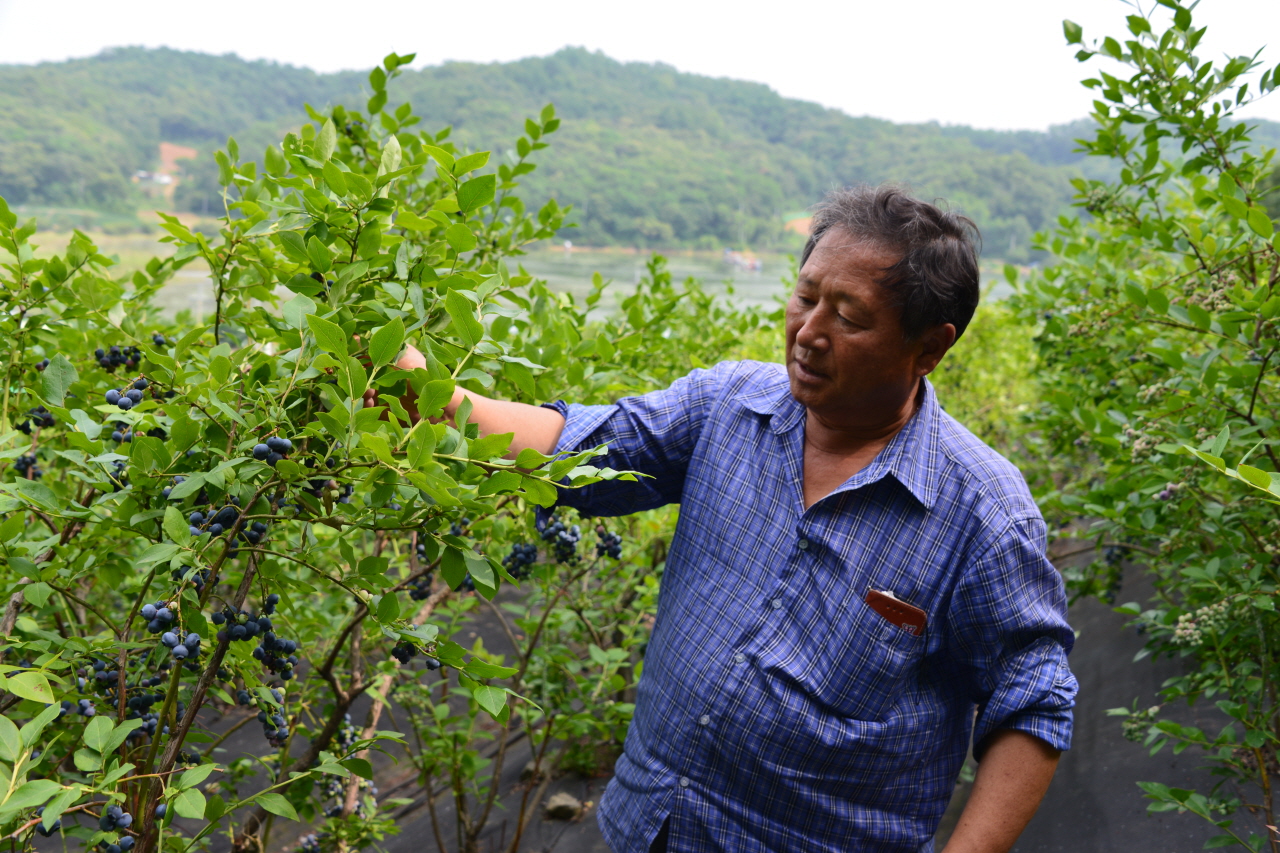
(3, 46, 1274, 258)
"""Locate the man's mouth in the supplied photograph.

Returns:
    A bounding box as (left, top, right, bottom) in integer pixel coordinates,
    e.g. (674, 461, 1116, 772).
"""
(792, 359, 827, 382)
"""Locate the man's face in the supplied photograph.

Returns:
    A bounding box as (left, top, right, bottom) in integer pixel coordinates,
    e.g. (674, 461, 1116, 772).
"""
(785, 228, 952, 426)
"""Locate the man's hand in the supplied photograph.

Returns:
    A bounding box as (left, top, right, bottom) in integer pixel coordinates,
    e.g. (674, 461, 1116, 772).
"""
(941, 730, 1060, 853)
(394, 344, 566, 458)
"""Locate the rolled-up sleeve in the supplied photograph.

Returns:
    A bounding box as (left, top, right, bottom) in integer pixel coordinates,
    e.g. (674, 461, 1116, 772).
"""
(947, 516, 1077, 756)
(543, 362, 735, 516)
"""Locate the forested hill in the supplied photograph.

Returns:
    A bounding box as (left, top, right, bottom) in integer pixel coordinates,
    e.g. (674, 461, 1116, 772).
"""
(3, 47, 1277, 259)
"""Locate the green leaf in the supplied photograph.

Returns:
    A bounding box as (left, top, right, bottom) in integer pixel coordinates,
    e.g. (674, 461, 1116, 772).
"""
(368, 317, 405, 368)
(1247, 206, 1275, 239)
(0, 715, 21, 762)
(444, 290, 484, 348)
(306, 314, 348, 355)
(20, 703, 61, 749)
(22, 582, 52, 607)
(338, 356, 369, 401)
(316, 119, 337, 162)
(136, 542, 181, 568)
(339, 757, 374, 779)
(1212, 426, 1230, 458)
(7, 671, 53, 703)
(283, 294, 318, 330)
(173, 787, 206, 819)
(103, 719, 145, 754)
(164, 505, 193, 547)
(82, 715, 113, 752)
(256, 792, 298, 821)
(464, 550, 497, 598)
(72, 748, 101, 772)
(463, 659, 518, 679)
(478, 470, 522, 496)
(307, 235, 332, 274)
(445, 223, 477, 253)
(0, 779, 59, 813)
(471, 684, 507, 718)
(40, 354, 78, 407)
(178, 763, 219, 790)
(440, 546, 467, 590)
(406, 423, 437, 470)
(40, 786, 81, 829)
(1146, 288, 1170, 314)
(380, 135, 403, 175)
(377, 592, 401, 623)
(458, 174, 497, 214)
(322, 161, 348, 196)
(1063, 19, 1083, 44)
(520, 475, 559, 507)
(1236, 464, 1272, 489)
(1186, 303, 1212, 330)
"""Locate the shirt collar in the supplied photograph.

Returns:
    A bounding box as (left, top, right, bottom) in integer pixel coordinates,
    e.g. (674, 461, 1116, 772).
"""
(741, 372, 944, 510)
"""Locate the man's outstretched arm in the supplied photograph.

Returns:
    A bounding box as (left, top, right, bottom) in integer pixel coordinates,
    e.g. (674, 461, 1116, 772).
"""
(941, 729, 1060, 853)
(397, 344, 565, 457)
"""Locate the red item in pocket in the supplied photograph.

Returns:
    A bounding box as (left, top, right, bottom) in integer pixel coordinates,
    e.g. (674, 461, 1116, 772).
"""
(865, 589, 927, 637)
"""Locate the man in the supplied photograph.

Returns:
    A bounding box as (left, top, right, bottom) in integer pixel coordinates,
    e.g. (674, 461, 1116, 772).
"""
(407, 185, 1076, 852)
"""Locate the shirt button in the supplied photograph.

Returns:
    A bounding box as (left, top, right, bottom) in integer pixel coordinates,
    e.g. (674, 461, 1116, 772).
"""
(733, 652, 746, 664)
(698, 714, 711, 726)
(679, 776, 691, 788)
(798, 538, 810, 550)
(771, 598, 783, 610)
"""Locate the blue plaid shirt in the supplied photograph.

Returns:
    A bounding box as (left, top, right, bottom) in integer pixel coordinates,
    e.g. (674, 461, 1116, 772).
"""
(548, 361, 1076, 853)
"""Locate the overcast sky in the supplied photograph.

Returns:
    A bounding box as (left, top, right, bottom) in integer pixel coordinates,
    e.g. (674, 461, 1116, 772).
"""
(1, 0, 1277, 131)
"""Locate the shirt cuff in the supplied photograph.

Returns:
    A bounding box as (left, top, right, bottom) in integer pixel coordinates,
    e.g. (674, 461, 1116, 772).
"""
(541, 400, 617, 456)
(973, 637, 1076, 756)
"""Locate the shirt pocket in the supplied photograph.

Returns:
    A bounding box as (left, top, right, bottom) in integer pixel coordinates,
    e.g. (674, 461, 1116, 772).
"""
(769, 598, 925, 722)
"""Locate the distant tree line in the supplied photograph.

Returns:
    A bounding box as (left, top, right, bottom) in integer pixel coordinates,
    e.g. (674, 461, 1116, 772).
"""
(1, 46, 1278, 259)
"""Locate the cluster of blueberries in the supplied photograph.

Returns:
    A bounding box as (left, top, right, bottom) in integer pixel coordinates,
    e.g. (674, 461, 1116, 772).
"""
(33, 357, 50, 372)
(390, 641, 418, 664)
(151, 333, 167, 347)
(13, 454, 42, 480)
(595, 526, 622, 560)
(187, 502, 243, 538)
(109, 423, 166, 444)
(170, 566, 212, 597)
(297, 833, 323, 853)
(95, 838, 136, 853)
(95, 345, 143, 372)
(104, 378, 150, 412)
(106, 460, 129, 492)
(214, 595, 298, 680)
(502, 542, 539, 579)
(252, 435, 293, 467)
(57, 697, 97, 718)
(160, 630, 201, 661)
(541, 516, 582, 564)
(140, 601, 178, 637)
(98, 804, 133, 832)
(407, 572, 433, 601)
(237, 685, 290, 746)
(16, 405, 55, 435)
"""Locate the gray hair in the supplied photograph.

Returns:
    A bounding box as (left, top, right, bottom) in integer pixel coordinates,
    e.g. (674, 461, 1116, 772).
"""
(800, 184, 981, 340)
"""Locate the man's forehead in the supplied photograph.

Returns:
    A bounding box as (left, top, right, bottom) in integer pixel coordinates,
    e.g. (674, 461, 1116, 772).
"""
(800, 232, 899, 284)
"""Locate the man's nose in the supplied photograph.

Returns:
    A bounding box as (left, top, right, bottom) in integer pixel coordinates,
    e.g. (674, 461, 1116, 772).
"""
(795, 306, 829, 351)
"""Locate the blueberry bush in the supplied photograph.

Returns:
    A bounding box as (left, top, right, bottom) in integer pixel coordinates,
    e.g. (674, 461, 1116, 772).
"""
(1015, 4, 1280, 849)
(0, 50, 795, 853)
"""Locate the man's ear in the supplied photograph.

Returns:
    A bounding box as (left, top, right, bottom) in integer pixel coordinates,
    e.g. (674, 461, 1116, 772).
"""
(915, 323, 957, 377)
